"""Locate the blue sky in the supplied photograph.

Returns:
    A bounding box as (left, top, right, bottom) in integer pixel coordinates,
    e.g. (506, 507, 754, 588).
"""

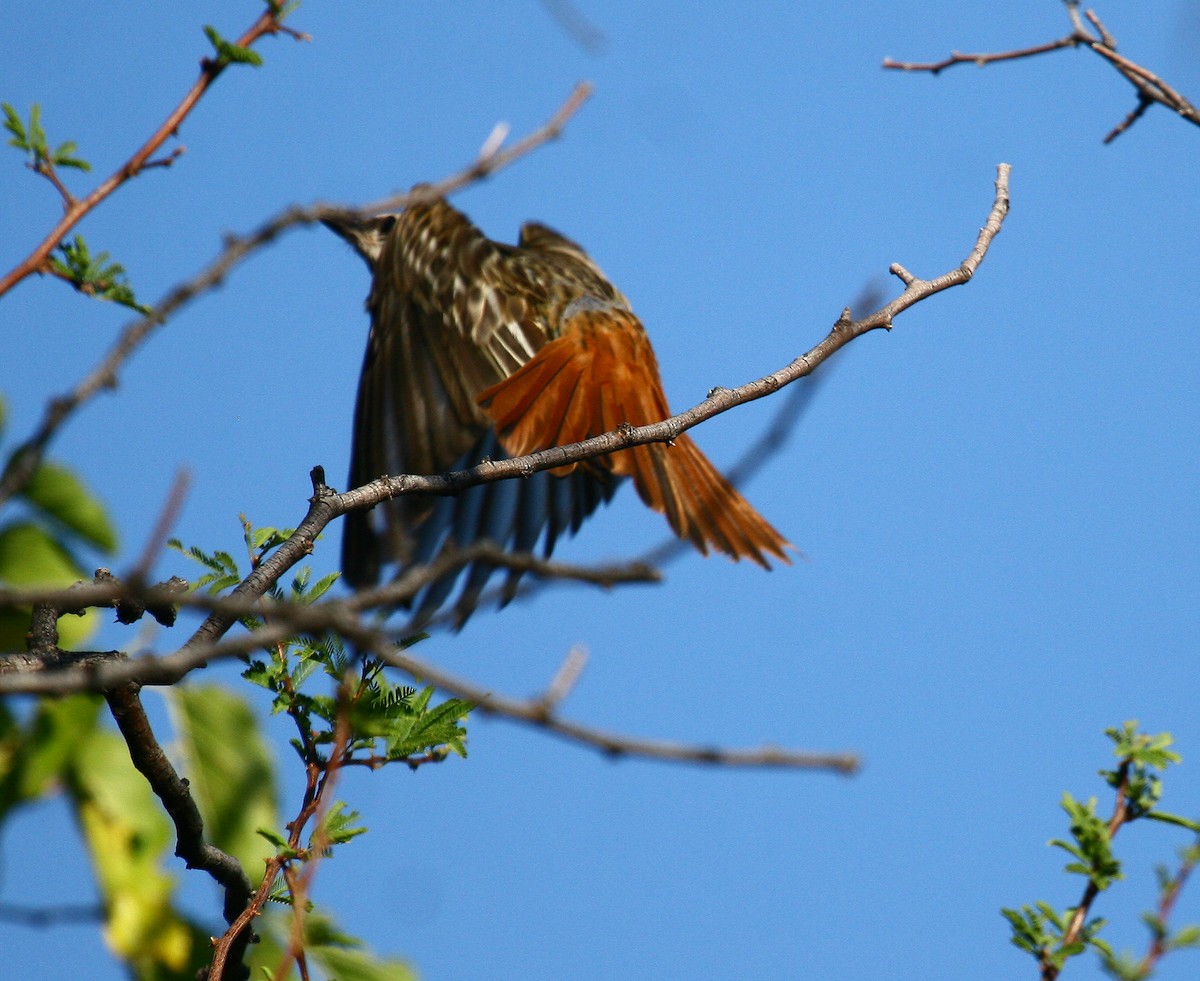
(4, 2, 1200, 979)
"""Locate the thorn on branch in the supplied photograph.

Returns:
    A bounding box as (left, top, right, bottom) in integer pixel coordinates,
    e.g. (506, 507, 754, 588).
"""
(145, 146, 186, 170)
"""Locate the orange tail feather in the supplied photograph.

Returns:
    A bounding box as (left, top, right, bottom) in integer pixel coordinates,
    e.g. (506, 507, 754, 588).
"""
(478, 306, 791, 566)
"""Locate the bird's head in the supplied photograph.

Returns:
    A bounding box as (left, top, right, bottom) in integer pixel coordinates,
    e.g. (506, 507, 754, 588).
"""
(322, 212, 397, 268)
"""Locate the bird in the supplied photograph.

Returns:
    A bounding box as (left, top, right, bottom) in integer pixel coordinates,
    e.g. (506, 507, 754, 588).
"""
(324, 189, 790, 628)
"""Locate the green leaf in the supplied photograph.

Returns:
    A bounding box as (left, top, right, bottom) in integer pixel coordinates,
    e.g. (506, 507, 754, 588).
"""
(203, 24, 264, 67)
(302, 913, 418, 981)
(22, 460, 117, 552)
(0, 521, 80, 585)
(0, 695, 102, 825)
(255, 827, 291, 851)
(2, 102, 26, 146)
(50, 235, 149, 313)
(0, 522, 99, 650)
(1144, 811, 1200, 833)
(1035, 901, 1066, 931)
(167, 683, 279, 877)
(28, 104, 44, 149)
(316, 801, 367, 849)
(51, 139, 90, 172)
(1171, 925, 1200, 949)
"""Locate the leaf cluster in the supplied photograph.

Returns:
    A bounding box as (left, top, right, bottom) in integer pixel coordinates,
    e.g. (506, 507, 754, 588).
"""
(174, 519, 472, 770)
(49, 235, 149, 313)
(167, 520, 469, 976)
(203, 24, 265, 69)
(2, 102, 90, 172)
(1002, 722, 1200, 980)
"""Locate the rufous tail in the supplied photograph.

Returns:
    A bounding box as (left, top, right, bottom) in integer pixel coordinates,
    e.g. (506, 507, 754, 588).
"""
(477, 306, 791, 567)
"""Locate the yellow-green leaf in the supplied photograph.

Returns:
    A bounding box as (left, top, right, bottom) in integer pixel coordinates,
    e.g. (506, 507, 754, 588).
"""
(66, 710, 210, 978)
(0, 522, 99, 650)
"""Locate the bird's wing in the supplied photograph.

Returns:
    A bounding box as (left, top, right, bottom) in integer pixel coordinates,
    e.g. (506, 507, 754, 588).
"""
(479, 304, 791, 568)
(336, 197, 623, 626)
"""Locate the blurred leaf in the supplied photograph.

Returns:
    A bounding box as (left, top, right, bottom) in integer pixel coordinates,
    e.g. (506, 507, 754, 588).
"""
(1172, 925, 1200, 949)
(51, 139, 90, 171)
(65, 706, 210, 979)
(303, 913, 418, 981)
(0, 522, 80, 585)
(23, 461, 118, 553)
(0, 696, 103, 824)
(1144, 811, 1200, 833)
(0, 522, 99, 650)
(168, 683, 279, 877)
(2, 101, 28, 147)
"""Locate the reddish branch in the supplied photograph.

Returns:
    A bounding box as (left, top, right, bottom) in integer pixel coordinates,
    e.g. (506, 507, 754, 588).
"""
(0, 8, 306, 299)
(1047, 759, 1133, 978)
(883, 3, 1199, 143)
(1134, 840, 1199, 977)
(209, 676, 354, 981)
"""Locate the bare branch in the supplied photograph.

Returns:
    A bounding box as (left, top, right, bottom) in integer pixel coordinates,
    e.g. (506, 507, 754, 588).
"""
(0, 566, 858, 772)
(883, 5, 1200, 141)
(421, 284, 884, 628)
(535, 645, 590, 714)
(0, 902, 102, 927)
(368, 637, 861, 772)
(883, 35, 1080, 74)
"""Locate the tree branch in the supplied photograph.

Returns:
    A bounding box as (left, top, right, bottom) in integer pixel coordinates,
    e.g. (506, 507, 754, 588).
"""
(0, 566, 858, 771)
(882, 3, 1199, 142)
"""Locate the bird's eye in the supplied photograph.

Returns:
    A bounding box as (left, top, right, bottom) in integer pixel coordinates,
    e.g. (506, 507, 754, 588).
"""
(379, 215, 397, 235)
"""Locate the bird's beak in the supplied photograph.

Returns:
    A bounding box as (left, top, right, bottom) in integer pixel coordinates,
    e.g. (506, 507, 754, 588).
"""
(322, 213, 395, 267)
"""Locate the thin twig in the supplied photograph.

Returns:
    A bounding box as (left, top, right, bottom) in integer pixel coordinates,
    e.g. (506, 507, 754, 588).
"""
(883, 35, 1080, 74)
(882, 5, 1200, 141)
(130, 468, 192, 581)
(1134, 837, 1200, 977)
(419, 284, 867, 630)
(0, 902, 102, 927)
